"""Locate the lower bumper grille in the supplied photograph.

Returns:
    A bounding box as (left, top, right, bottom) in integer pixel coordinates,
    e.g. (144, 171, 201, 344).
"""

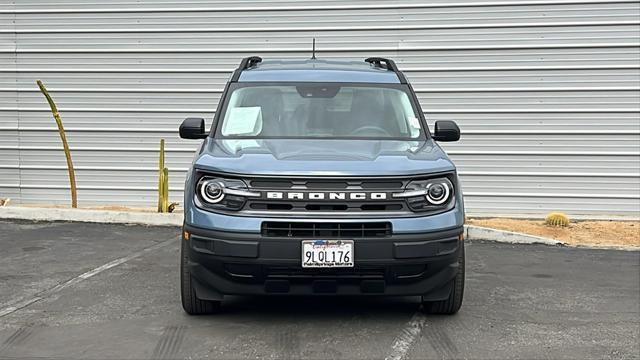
(261, 221, 392, 238)
(266, 266, 386, 279)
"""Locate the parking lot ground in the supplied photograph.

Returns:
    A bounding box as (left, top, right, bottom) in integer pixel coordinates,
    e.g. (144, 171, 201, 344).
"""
(0, 219, 638, 359)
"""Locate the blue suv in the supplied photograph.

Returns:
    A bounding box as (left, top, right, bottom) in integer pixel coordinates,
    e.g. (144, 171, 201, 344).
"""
(179, 57, 464, 315)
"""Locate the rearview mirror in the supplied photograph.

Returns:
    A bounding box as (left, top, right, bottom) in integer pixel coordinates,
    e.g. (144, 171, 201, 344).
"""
(432, 120, 460, 142)
(179, 118, 207, 139)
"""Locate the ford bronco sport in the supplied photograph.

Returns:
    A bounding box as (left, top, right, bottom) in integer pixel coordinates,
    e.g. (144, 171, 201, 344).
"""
(179, 57, 464, 315)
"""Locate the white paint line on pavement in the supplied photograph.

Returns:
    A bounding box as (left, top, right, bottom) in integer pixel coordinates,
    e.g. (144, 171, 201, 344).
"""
(385, 312, 428, 360)
(0, 297, 41, 317)
(0, 237, 176, 318)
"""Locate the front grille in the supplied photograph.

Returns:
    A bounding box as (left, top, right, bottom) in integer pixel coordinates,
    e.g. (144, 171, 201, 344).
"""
(248, 179, 405, 190)
(244, 177, 411, 215)
(261, 221, 392, 238)
(248, 202, 403, 212)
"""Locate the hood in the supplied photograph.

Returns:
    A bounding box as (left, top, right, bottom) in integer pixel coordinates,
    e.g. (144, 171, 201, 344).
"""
(193, 138, 455, 177)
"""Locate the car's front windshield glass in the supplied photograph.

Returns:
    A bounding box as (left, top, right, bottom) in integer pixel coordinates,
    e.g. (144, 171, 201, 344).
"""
(216, 83, 423, 139)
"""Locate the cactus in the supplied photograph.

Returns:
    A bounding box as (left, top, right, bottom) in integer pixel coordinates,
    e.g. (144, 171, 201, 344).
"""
(158, 139, 165, 212)
(162, 167, 169, 212)
(37, 80, 78, 208)
(157, 139, 178, 213)
(158, 139, 169, 213)
(545, 212, 570, 227)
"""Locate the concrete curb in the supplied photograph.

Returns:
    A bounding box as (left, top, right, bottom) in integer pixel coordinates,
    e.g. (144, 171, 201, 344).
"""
(0, 206, 183, 227)
(463, 224, 564, 246)
(0, 206, 571, 247)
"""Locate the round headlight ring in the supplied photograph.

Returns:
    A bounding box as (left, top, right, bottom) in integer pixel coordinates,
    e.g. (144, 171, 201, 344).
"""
(200, 179, 225, 204)
(426, 182, 450, 205)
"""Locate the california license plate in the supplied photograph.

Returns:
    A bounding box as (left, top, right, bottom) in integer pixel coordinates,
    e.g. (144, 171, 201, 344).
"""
(302, 240, 354, 268)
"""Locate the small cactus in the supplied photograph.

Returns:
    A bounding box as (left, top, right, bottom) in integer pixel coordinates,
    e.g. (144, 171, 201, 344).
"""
(545, 212, 570, 227)
(168, 202, 178, 213)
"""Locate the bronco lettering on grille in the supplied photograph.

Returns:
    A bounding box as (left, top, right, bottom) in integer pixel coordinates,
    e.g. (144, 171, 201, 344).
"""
(264, 192, 388, 201)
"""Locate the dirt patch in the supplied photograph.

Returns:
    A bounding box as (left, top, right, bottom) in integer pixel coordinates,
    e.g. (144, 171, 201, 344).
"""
(467, 218, 640, 249)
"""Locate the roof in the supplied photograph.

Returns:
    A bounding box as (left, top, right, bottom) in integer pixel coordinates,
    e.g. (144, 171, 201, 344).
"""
(237, 59, 402, 84)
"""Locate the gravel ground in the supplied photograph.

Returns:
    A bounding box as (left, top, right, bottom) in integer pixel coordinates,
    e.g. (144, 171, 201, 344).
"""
(0, 219, 638, 360)
(467, 218, 640, 249)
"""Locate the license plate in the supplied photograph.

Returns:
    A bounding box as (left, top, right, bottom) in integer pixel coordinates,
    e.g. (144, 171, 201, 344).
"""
(302, 240, 354, 268)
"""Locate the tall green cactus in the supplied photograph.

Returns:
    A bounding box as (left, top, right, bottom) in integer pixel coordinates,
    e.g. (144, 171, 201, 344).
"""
(162, 168, 169, 213)
(37, 80, 78, 208)
(158, 139, 169, 213)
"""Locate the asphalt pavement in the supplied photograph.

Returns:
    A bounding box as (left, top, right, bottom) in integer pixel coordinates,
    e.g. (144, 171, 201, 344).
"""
(0, 219, 638, 359)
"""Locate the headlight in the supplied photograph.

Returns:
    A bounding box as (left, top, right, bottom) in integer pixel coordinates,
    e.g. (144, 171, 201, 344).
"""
(200, 179, 225, 203)
(195, 176, 259, 211)
(394, 177, 455, 212)
(426, 182, 450, 205)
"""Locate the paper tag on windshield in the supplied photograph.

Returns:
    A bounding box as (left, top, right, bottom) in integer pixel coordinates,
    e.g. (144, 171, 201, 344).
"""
(408, 116, 421, 137)
(222, 107, 263, 136)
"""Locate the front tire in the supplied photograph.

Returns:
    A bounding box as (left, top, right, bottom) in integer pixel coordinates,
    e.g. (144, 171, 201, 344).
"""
(180, 237, 221, 315)
(422, 243, 465, 315)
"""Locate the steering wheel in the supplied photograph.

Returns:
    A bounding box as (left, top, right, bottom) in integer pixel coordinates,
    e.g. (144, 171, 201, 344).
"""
(349, 126, 391, 137)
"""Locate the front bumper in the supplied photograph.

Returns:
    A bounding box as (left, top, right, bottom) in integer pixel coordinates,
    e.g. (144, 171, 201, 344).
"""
(184, 224, 464, 300)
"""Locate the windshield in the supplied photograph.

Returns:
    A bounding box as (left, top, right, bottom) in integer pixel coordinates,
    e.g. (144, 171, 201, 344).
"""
(216, 83, 423, 139)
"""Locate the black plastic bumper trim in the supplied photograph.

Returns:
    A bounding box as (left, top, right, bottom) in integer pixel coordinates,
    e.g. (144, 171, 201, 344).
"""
(184, 223, 462, 243)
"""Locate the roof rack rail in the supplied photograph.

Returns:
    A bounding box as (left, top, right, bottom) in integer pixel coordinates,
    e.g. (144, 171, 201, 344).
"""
(230, 56, 262, 82)
(365, 57, 407, 84)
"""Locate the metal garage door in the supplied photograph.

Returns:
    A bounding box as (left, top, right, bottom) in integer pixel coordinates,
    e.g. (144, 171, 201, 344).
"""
(1, 0, 639, 217)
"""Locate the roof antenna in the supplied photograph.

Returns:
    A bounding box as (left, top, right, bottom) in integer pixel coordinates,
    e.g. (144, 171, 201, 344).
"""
(311, 38, 316, 60)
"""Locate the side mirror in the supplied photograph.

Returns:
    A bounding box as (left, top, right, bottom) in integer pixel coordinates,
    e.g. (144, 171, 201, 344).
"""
(179, 118, 207, 139)
(432, 120, 460, 142)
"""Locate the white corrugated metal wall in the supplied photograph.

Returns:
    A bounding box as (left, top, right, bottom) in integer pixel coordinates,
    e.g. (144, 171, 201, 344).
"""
(1, 0, 639, 217)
